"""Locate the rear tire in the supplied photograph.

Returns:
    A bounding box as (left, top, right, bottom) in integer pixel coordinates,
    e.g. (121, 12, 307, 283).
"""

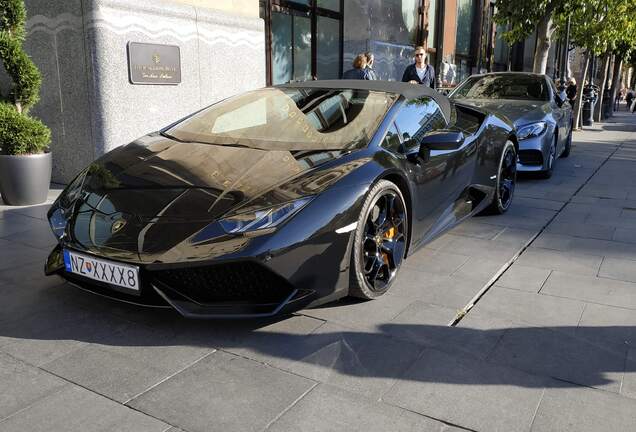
(484, 140, 516, 215)
(349, 180, 407, 300)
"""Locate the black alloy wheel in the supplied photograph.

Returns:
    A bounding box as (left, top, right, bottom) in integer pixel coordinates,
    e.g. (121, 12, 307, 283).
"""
(350, 180, 407, 299)
(486, 140, 517, 214)
(541, 135, 557, 179)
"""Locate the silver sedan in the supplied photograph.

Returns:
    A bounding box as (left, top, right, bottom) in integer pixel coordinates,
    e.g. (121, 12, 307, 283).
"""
(450, 72, 573, 178)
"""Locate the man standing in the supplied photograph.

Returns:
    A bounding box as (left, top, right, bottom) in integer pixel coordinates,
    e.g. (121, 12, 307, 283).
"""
(402, 46, 435, 89)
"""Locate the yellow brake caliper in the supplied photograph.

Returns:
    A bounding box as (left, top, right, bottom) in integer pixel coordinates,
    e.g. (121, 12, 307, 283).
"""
(382, 227, 397, 264)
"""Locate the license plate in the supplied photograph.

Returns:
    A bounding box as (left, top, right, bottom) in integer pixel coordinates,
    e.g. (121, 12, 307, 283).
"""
(63, 249, 140, 292)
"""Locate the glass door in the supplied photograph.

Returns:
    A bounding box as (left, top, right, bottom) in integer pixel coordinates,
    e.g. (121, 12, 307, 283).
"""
(262, 1, 343, 85)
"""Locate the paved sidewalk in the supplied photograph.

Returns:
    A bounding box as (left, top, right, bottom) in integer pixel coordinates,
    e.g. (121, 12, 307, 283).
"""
(0, 112, 635, 431)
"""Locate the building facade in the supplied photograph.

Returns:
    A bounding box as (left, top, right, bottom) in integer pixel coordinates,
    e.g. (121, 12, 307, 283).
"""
(16, 0, 266, 183)
(258, 0, 504, 87)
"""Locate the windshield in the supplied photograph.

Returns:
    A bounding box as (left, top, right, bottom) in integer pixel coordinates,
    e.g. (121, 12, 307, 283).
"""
(165, 88, 398, 151)
(452, 75, 549, 101)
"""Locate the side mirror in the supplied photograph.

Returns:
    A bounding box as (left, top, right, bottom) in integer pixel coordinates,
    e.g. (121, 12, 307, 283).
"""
(419, 131, 465, 151)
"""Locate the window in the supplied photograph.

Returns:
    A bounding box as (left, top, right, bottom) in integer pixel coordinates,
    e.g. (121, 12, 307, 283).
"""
(264, 1, 343, 85)
(395, 98, 447, 151)
(382, 123, 402, 153)
(452, 75, 550, 101)
(455, 0, 474, 56)
(166, 88, 397, 151)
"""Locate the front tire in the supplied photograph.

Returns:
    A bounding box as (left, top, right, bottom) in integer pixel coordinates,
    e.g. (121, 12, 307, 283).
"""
(349, 180, 408, 300)
(560, 125, 572, 158)
(484, 140, 517, 215)
(539, 135, 557, 179)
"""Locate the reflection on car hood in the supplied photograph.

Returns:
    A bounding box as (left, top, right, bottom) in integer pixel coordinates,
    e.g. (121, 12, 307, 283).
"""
(453, 98, 549, 125)
(79, 134, 347, 219)
(61, 134, 368, 261)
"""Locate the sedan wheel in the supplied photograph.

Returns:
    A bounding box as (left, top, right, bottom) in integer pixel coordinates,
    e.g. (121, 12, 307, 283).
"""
(350, 180, 407, 299)
(540, 136, 557, 179)
(560, 125, 572, 158)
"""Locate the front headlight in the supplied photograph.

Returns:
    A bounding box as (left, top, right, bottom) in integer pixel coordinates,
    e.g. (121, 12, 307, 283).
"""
(49, 207, 68, 239)
(56, 168, 88, 209)
(517, 122, 547, 140)
(219, 197, 313, 234)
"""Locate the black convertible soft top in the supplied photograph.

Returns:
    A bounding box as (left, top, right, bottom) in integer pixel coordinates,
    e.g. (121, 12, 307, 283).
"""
(278, 79, 451, 121)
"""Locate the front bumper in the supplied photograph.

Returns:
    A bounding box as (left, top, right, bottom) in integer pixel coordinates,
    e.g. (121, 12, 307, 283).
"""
(45, 244, 318, 318)
(516, 134, 551, 172)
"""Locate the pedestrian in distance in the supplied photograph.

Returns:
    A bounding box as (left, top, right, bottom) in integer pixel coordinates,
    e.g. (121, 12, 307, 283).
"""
(364, 52, 378, 80)
(402, 46, 435, 89)
(342, 54, 370, 80)
(566, 77, 577, 106)
(626, 89, 635, 112)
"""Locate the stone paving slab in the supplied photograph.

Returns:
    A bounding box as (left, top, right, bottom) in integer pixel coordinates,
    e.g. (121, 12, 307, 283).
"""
(598, 256, 636, 283)
(0, 353, 68, 420)
(496, 264, 552, 293)
(128, 350, 316, 432)
(267, 384, 462, 432)
(476, 286, 586, 332)
(383, 348, 550, 432)
(541, 271, 636, 310)
(531, 385, 636, 432)
(42, 327, 214, 403)
(515, 247, 604, 276)
(0, 385, 169, 432)
(486, 325, 626, 392)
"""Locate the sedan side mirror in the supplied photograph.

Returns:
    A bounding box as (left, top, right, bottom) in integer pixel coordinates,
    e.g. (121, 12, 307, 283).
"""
(420, 131, 465, 152)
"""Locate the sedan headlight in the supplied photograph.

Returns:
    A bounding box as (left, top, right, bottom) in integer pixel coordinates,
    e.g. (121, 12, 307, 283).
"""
(219, 197, 313, 234)
(517, 122, 547, 140)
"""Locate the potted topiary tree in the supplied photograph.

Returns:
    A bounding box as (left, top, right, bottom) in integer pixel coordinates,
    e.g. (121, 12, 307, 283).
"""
(0, 0, 51, 205)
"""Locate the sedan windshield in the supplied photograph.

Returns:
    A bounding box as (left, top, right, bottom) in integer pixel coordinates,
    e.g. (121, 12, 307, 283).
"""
(452, 75, 549, 101)
(165, 88, 398, 151)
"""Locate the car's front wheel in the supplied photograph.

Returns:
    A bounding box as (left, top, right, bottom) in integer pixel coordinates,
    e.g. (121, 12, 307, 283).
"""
(349, 180, 407, 299)
(560, 124, 573, 158)
(484, 140, 517, 215)
(540, 135, 557, 179)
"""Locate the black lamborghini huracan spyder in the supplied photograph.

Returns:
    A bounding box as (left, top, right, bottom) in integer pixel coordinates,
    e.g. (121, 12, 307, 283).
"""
(45, 80, 518, 318)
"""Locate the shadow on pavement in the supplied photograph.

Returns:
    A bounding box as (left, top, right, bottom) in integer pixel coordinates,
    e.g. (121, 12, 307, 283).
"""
(1, 279, 633, 391)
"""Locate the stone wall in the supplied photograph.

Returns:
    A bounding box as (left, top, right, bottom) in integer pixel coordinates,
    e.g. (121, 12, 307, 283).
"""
(20, 0, 265, 183)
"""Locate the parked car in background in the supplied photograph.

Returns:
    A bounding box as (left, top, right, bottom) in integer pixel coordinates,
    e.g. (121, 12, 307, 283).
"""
(450, 72, 573, 178)
(46, 80, 518, 318)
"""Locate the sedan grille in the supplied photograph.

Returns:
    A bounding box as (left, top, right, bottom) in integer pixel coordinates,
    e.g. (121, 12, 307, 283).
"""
(518, 150, 543, 166)
(150, 262, 294, 304)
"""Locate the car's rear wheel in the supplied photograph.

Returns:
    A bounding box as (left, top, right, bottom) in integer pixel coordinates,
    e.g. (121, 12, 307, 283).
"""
(484, 140, 516, 215)
(350, 180, 407, 299)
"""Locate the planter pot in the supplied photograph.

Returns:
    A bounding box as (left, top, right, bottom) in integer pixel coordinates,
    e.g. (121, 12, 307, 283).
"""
(0, 152, 52, 206)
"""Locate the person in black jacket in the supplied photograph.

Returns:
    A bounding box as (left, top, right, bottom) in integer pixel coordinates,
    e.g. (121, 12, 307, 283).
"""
(402, 46, 435, 89)
(342, 54, 369, 80)
(566, 77, 577, 106)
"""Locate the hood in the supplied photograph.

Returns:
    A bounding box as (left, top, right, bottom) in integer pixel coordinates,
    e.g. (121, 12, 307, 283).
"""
(59, 134, 365, 261)
(453, 98, 549, 126)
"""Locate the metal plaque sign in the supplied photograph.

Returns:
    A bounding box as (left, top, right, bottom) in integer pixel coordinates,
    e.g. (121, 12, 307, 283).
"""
(127, 42, 181, 85)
